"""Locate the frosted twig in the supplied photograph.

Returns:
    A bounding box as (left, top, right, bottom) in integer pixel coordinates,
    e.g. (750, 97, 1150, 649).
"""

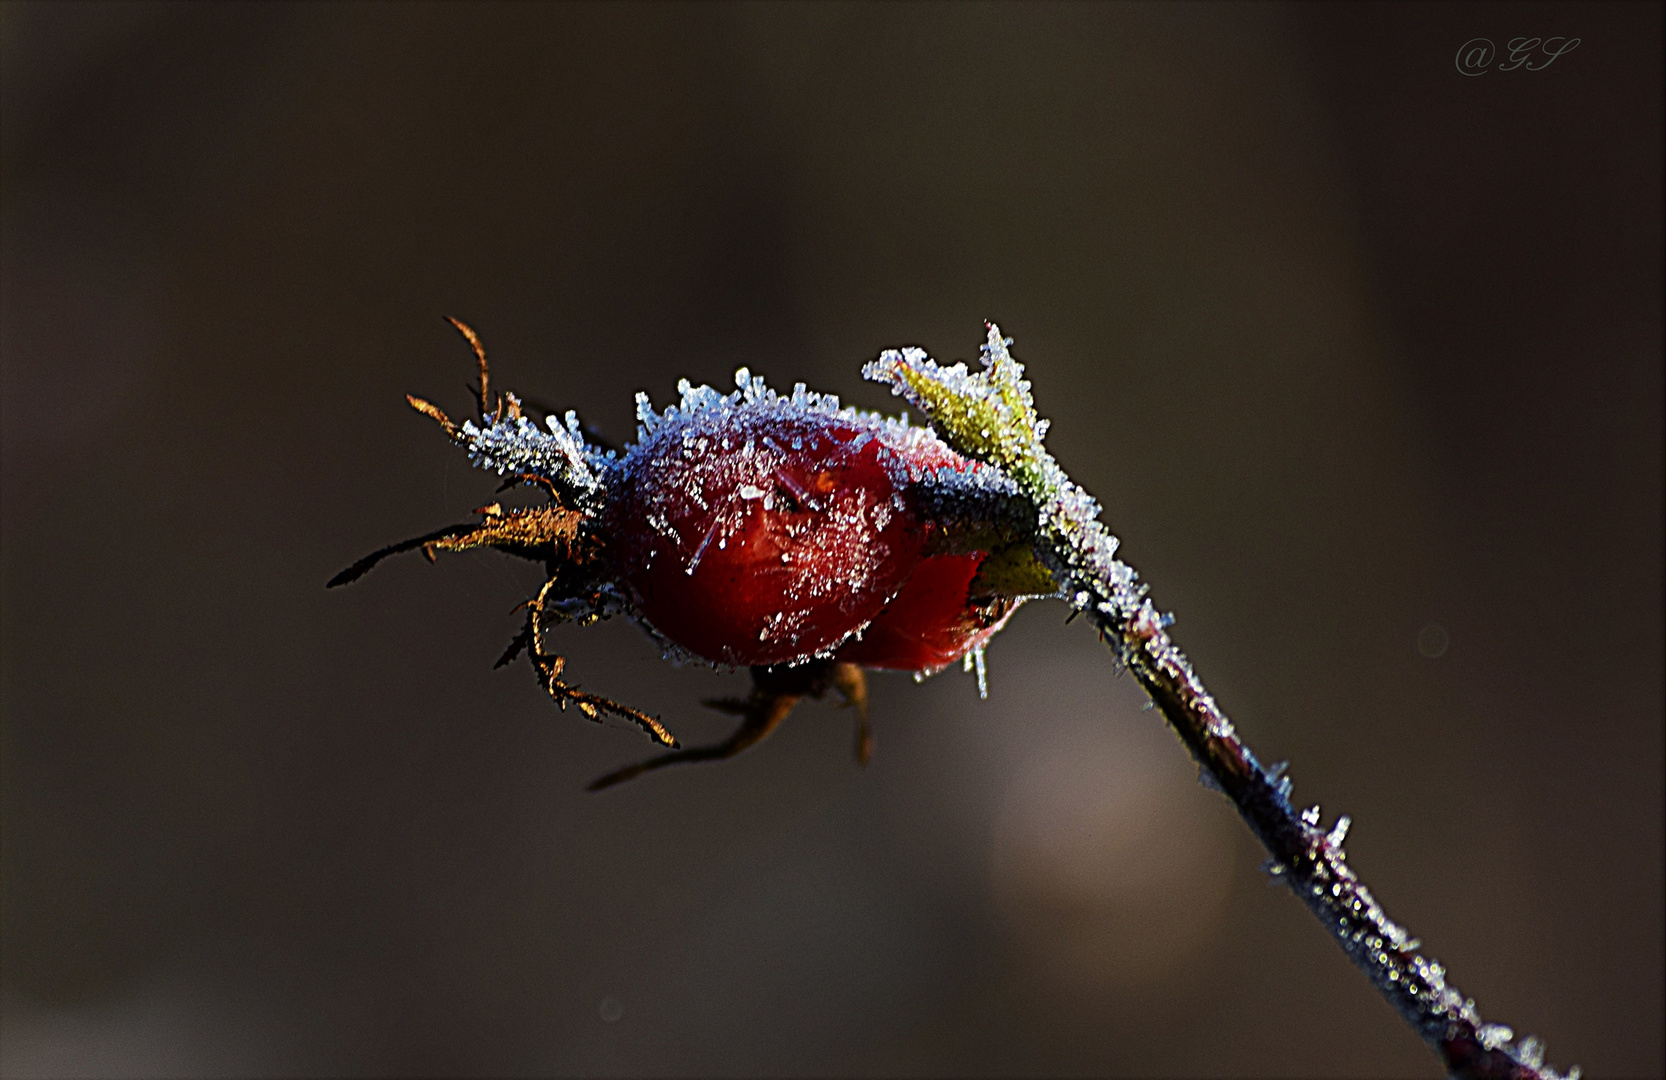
(866, 324, 1577, 1080)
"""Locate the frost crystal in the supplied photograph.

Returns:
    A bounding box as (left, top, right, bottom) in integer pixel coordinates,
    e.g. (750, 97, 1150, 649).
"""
(1515, 1035, 1546, 1068)
(459, 397, 606, 510)
(962, 645, 989, 699)
(1477, 1024, 1515, 1052)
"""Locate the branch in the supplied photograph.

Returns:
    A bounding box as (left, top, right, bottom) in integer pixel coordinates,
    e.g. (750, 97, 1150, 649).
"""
(1109, 606, 1564, 1079)
(866, 325, 1577, 1080)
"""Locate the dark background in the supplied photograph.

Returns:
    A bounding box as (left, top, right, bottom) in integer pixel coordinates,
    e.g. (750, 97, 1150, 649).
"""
(2, 2, 1660, 1076)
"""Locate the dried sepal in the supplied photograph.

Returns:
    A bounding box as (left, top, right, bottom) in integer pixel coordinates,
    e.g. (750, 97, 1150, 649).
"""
(523, 575, 677, 749)
(334, 319, 674, 752)
(586, 661, 868, 791)
(423, 502, 585, 563)
(406, 394, 460, 438)
(443, 314, 495, 419)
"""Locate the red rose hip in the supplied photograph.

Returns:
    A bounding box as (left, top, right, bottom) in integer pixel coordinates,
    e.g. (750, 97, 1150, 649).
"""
(336, 321, 1037, 788)
(605, 377, 958, 666)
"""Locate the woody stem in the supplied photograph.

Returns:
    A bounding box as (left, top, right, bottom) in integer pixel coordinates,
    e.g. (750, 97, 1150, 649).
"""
(1088, 594, 1569, 1080)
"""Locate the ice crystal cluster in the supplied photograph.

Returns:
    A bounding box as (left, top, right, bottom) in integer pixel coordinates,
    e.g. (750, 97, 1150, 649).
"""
(459, 396, 608, 511)
(449, 368, 1022, 533)
(622, 367, 1016, 507)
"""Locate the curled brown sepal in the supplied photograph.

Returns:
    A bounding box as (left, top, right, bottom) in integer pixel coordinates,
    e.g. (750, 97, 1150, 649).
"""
(585, 661, 870, 792)
(444, 315, 496, 420)
(532, 651, 679, 751)
(520, 576, 678, 751)
(407, 394, 461, 439)
(409, 320, 605, 513)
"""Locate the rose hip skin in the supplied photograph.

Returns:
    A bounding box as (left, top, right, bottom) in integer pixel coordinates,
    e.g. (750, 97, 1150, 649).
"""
(834, 551, 1015, 673)
(605, 396, 1008, 671)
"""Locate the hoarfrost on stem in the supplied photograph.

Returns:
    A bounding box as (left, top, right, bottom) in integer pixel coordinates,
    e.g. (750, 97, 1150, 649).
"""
(862, 323, 1578, 1080)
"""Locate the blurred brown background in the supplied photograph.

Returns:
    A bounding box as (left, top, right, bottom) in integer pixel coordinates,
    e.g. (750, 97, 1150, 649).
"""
(2, 2, 1660, 1076)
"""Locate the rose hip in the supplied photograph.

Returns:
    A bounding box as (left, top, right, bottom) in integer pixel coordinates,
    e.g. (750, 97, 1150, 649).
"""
(332, 326, 1030, 787)
(606, 374, 1016, 672)
(604, 406, 926, 666)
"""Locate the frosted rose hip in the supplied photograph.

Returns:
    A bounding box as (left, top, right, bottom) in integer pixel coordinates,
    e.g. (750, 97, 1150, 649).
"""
(336, 321, 1040, 789)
